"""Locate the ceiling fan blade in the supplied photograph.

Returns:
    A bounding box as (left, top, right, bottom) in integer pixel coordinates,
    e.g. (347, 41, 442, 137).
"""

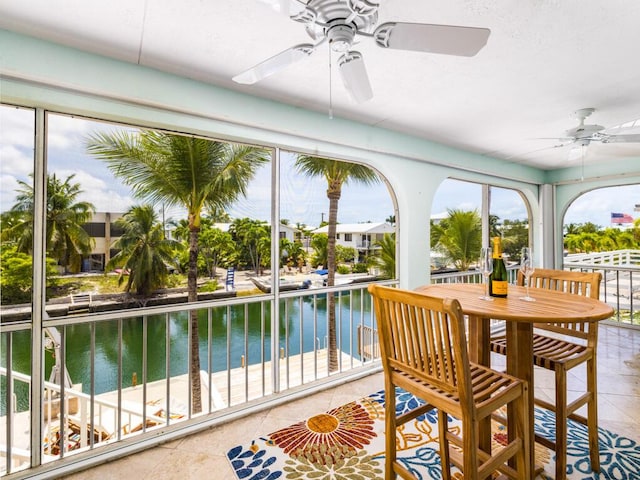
(601, 133, 640, 143)
(374, 22, 491, 56)
(233, 44, 315, 84)
(503, 142, 570, 160)
(337, 51, 373, 103)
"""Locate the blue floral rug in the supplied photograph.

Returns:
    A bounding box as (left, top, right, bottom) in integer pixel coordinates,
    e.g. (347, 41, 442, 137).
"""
(227, 388, 640, 479)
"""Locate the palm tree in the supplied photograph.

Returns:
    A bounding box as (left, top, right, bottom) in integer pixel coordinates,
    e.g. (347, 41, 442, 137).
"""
(564, 223, 581, 236)
(633, 218, 640, 244)
(2, 173, 94, 272)
(615, 230, 637, 249)
(437, 209, 482, 271)
(563, 232, 582, 254)
(199, 223, 236, 278)
(374, 232, 396, 279)
(171, 217, 235, 278)
(107, 205, 180, 295)
(169, 218, 192, 244)
(229, 218, 271, 275)
(310, 233, 328, 267)
(501, 219, 529, 262)
(86, 130, 269, 413)
(580, 232, 600, 253)
(598, 228, 621, 251)
(288, 240, 307, 272)
(294, 156, 379, 371)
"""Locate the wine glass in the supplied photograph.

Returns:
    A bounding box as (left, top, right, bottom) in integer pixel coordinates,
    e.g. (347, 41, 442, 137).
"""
(479, 247, 494, 301)
(520, 247, 535, 301)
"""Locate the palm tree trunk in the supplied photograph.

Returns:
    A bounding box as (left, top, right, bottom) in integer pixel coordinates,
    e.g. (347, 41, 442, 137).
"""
(326, 186, 341, 372)
(188, 227, 202, 413)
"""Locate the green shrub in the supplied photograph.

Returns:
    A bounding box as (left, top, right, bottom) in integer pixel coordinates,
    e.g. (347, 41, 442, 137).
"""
(351, 263, 369, 273)
(1, 246, 59, 304)
(165, 273, 185, 289)
(336, 265, 351, 275)
(198, 280, 219, 292)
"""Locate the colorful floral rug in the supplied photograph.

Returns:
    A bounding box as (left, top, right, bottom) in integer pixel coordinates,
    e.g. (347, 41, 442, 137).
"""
(227, 388, 640, 479)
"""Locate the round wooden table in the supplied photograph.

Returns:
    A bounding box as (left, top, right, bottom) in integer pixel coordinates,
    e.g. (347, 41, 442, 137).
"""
(415, 283, 614, 476)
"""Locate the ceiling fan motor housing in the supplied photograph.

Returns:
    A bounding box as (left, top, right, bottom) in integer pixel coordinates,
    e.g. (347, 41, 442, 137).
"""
(302, 0, 378, 41)
(566, 123, 606, 139)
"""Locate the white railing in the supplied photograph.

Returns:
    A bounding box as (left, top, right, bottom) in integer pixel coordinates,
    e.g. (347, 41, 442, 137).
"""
(564, 250, 640, 326)
(430, 264, 520, 285)
(1, 367, 171, 474)
(429, 251, 640, 327)
(430, 266, 520, 334)
(564, 249, 640, 267)
(1, 279, 391, 478)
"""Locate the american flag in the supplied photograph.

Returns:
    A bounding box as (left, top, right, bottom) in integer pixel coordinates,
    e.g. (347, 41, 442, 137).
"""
(611, 212, 635, 224)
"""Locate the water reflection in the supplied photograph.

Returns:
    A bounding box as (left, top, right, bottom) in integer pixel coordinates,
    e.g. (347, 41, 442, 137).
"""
(1, 290, 373, 413)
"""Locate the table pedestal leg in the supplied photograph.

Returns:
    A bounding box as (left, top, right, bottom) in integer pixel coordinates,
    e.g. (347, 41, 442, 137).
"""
(506, 321, 534, 476)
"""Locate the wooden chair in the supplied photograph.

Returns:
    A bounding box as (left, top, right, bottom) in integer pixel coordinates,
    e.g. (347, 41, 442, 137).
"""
(368, 284, 530, 480)
(489, 268, 602, 480)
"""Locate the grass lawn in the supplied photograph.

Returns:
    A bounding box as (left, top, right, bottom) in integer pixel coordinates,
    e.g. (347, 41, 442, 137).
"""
(50, 273, 189, 297)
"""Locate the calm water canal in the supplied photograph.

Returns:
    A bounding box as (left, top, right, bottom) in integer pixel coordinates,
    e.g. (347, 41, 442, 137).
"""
(1, 290, 373, 413)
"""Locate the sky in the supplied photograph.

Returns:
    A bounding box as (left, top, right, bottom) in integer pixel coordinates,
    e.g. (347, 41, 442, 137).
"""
(1, 104, 638, 229)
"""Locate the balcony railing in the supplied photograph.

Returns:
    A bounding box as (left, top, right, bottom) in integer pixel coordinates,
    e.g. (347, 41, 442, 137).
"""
(1, 279, 392, 477)
(2, 251, 638, 477)
(429, 251, 639, 327)
(430, 264, 520, 285)
(564, 249, 640, 325)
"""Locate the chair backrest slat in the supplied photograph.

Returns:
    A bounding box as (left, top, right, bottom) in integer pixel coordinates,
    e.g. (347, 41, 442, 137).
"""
(517, 268, 602, 342)
(369, 285, 472, 405)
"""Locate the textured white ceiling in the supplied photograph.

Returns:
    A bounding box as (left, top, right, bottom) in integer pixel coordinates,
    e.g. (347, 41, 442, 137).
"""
(1, 0, 640, 170)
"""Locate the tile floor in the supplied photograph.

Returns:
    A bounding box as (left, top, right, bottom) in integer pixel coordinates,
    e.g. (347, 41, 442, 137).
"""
(63, 324, 640, 480)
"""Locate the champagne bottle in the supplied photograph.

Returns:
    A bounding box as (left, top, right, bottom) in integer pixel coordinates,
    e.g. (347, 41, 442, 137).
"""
(489, 236, 508, 298)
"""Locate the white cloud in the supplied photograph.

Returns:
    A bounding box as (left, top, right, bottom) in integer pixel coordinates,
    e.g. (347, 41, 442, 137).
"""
(0, 105, 34, 149)
(0, 174, 21, 210)
(0, 144, 33, 177)
(46, 114, 97, 150)
(51, 168, 134, 213)
(56, 168, 108, 191)
(565, 185, 640, 227)
(86, 189, 134, 213)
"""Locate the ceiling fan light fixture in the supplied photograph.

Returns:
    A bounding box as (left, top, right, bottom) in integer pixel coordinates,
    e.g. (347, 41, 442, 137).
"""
(328, 24, 355, 52)
(568, 139, 590, 161)
(338, 51, 373, 103)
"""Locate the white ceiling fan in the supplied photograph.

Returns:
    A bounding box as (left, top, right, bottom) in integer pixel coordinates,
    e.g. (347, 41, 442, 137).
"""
(553, 108, 640, 158)
(233, 0, 491, 103)
(517, 108, 640, 162)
